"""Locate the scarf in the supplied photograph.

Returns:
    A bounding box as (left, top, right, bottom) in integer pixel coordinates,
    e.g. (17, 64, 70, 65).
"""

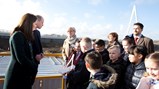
(65, 35, 77, 44)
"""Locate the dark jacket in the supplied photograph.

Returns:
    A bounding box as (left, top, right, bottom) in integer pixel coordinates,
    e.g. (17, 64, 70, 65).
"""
(121, 52, 131, 67)
(124, 61, 146, 89)
(99, 49, 110, 64)
(3, 31, 38, 89)
(106, 58, 126, 89)
(87, 65, 117, 89)
(66, 49, 94, 89)
(32, 29, 43, 64)
(126, 34, 154, 54)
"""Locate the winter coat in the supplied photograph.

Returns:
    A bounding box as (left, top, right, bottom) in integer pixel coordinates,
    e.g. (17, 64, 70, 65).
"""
(106, 58, 126, 89)
(3, 31, 38, 89)
(124, 61, 146, 89)
(99, 49, 110, 64)
(87, 65, 118, 89)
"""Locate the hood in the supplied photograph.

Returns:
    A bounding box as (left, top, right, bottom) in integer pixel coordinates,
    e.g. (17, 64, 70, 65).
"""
(91, 65, 117, 88)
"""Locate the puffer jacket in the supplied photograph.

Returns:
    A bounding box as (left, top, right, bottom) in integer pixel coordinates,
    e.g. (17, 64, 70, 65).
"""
(87, 65, 118, 89)
(124, 61, 146, 89)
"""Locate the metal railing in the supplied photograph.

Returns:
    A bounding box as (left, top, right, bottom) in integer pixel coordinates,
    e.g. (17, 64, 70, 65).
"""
(0, 52, 65, 89)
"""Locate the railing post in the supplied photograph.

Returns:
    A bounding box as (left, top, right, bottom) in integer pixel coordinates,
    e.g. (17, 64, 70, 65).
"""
(61, 77, 65, 89)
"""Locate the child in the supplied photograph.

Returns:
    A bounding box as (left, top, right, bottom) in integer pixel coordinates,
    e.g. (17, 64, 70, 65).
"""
(136, 52, 159, 89)
(124, 45, 147, 89)
(121, 37, 134, 66)
(85, 51, 117, 89)
(66, 40, 83, 66)
(94, 39, 110, 64)
(106, 32, 124, 53)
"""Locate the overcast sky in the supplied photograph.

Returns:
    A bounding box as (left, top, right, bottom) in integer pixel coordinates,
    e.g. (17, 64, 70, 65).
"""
(0, 0, 159, 40)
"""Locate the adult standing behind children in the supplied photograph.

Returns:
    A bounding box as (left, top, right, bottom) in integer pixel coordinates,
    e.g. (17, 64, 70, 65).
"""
(3, 13, 41, 89)
(62, 27, 79, 61)
(126, 22, 154, 54)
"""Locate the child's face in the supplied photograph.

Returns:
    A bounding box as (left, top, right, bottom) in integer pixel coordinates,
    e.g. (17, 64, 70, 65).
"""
(108, 35, 116, 42)
(95, 45, 104, 52)
(122, 40, 131, 53)
(128, 53, 141, 64)
(74, 42, 81, 51)
(109, 48, 120, 62)
(145, 60, 159, 80)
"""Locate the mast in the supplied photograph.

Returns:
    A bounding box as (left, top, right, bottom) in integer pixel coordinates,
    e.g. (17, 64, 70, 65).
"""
(126, 5, 138, 34)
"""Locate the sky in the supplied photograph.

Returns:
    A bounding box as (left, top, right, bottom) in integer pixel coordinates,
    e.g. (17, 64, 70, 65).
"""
(0, 0, 159, 40)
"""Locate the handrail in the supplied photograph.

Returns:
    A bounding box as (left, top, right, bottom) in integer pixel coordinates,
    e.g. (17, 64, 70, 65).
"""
(0, 78, 4, 83)
(0, 52, 62, 57)
(0, 52, 10, 56)
(0, 75, 65, 89)
(0, 52, 65, 89)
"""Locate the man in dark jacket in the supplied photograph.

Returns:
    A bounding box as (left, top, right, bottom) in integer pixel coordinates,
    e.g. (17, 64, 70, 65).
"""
(32, 15, 44, 85)
(32, 15, 44, 63)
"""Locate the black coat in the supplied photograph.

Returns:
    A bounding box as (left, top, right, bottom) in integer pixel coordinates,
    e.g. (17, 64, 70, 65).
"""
(106, 58, 126, 89)
(99, 49, 110, 64)
(3, 31, 38, 89)
(66, 49, 94, 89)
(32, 29, 43, 64)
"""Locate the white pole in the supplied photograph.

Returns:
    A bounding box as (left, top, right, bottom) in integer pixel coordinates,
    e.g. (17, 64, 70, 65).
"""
(126, 5, 138, 35)
(134, 5, 138, 22)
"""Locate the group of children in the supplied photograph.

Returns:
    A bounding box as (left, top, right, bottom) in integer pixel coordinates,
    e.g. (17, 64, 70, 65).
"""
(62, 26, 158, 89)
(64, 38, 159, 89)
(85, 47, 159, 89)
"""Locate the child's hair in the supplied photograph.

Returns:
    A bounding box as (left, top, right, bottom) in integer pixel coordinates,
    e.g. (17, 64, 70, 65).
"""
(85, 51, 103, 69)
(122, 36, 134, 45)
(108, 45, 121, 54)
(128, 45, 147, 60)
(94, 39, 105, 47)
(143, 52, 159, 77)
(145, 52, 159, 62)
(108, 32, 119, 41)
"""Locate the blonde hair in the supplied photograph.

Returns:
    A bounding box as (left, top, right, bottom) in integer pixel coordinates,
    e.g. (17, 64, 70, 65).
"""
(144, 52, 159, 77)
(145, 52, 159, 64)
(108, 45, 121, 53)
